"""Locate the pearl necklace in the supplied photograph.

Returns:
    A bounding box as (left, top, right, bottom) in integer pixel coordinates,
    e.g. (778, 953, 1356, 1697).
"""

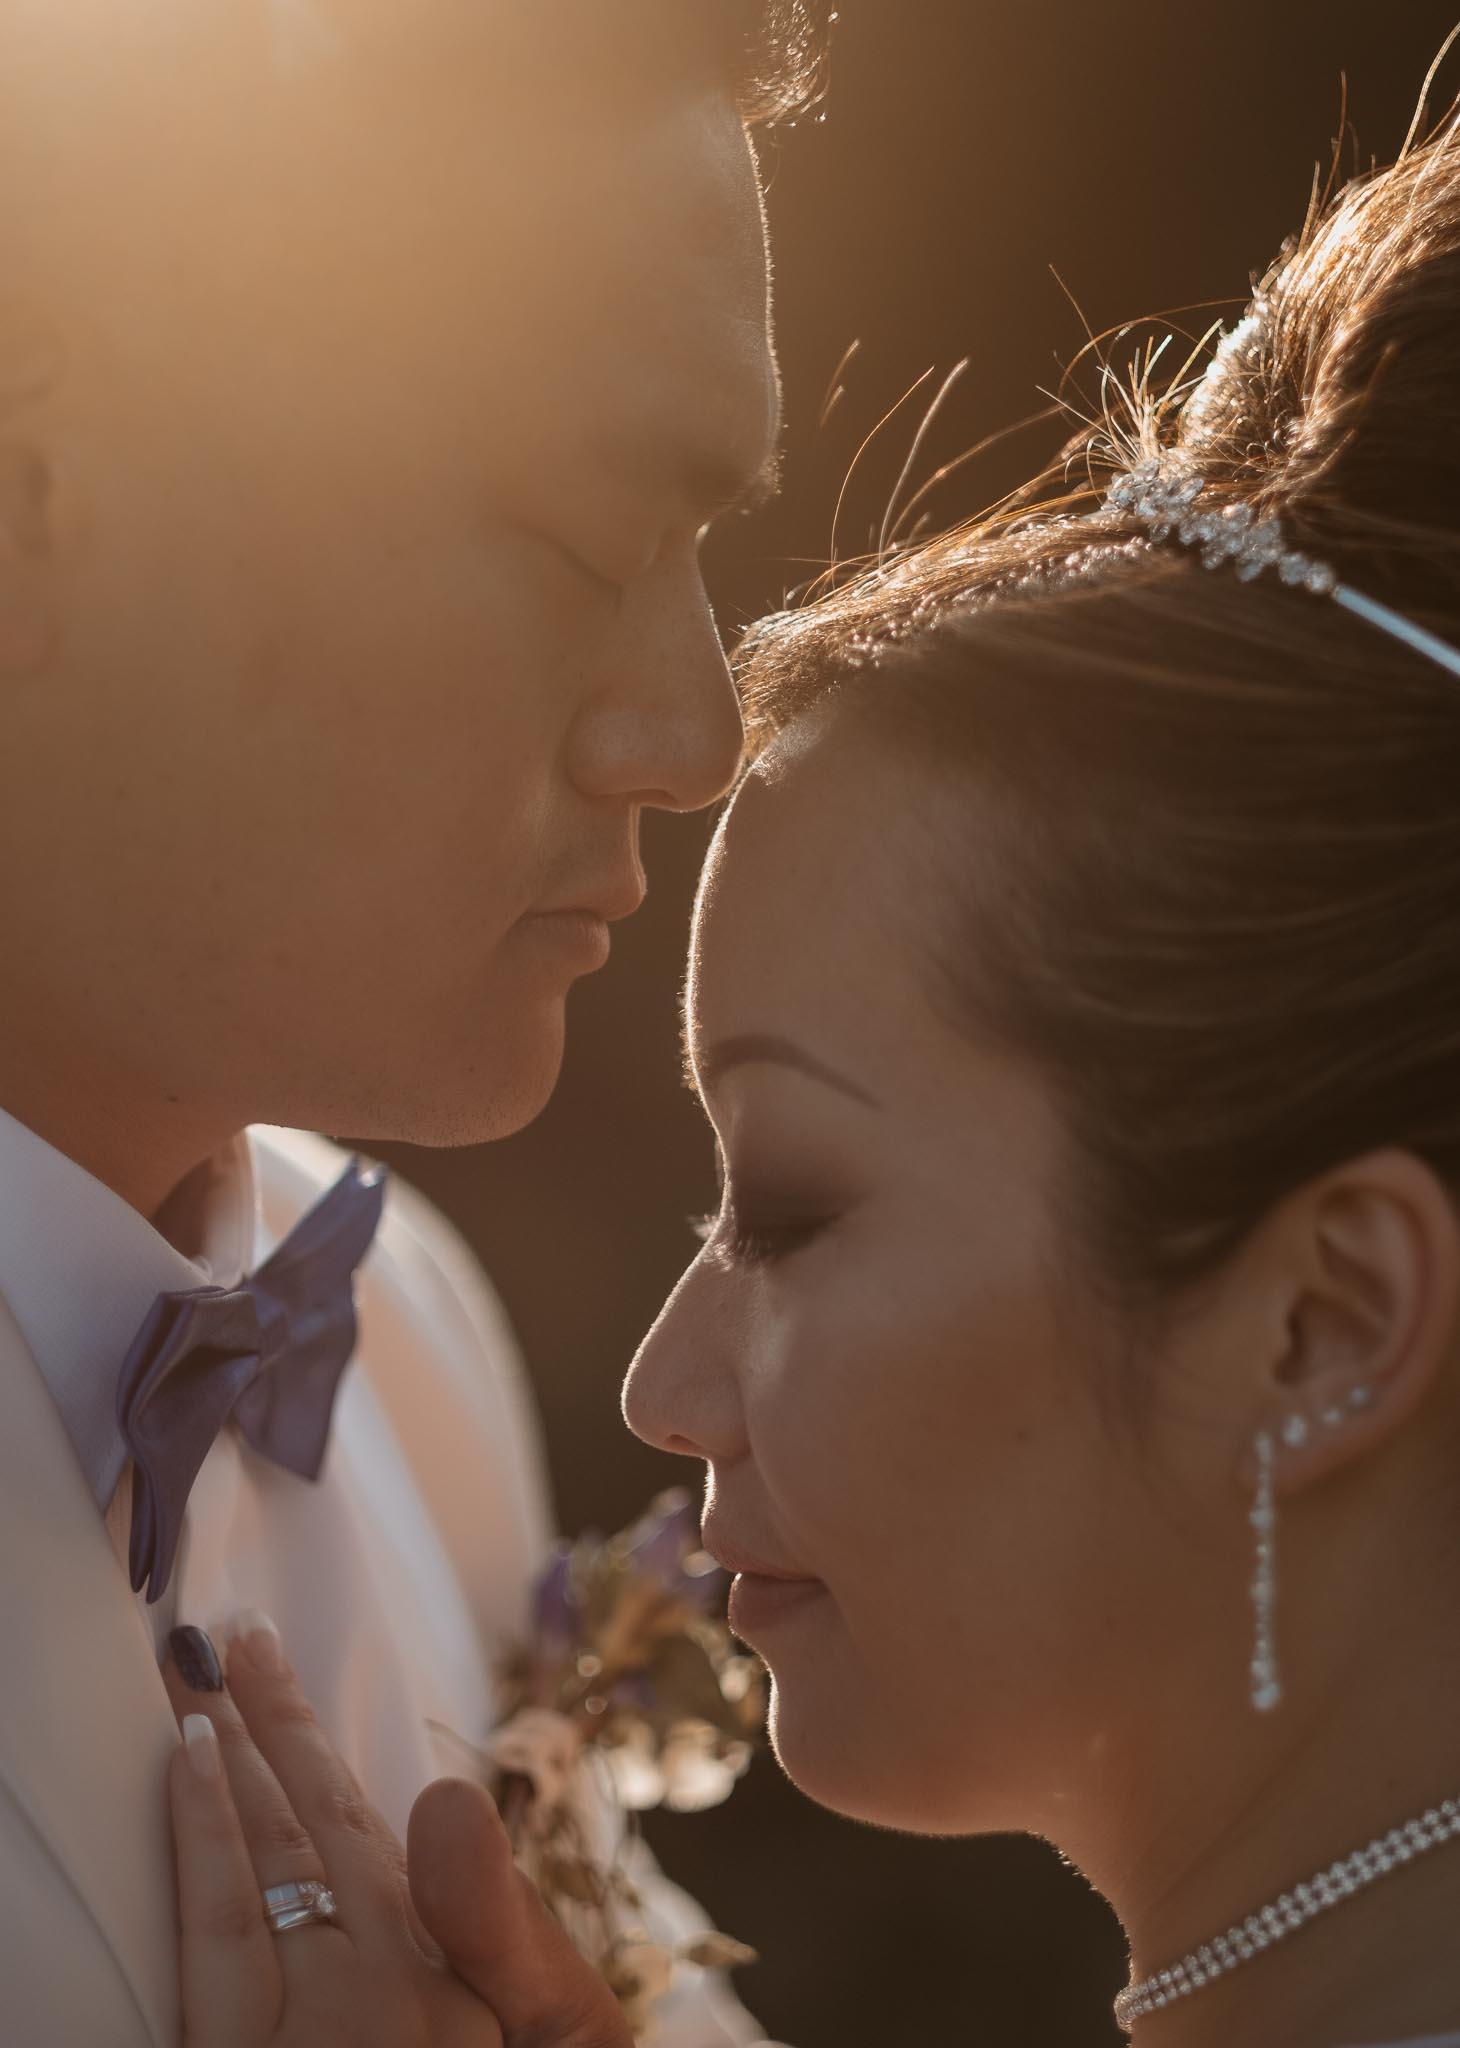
(1115, 1792, 1460, 2030)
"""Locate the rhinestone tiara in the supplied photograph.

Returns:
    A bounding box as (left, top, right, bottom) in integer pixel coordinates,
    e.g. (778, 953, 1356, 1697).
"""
(1105, 457, 1336, 594)
(1101, 450, 1460, 683)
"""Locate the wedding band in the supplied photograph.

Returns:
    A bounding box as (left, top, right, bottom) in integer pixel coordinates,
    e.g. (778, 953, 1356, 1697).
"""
(263, 1879, 339, 1936)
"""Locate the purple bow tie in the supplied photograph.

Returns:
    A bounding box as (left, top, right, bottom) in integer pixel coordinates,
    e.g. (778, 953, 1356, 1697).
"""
(117, 1158, 388, 1604)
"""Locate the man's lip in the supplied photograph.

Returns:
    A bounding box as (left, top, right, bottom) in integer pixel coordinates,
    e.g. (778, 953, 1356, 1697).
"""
(531, 883, 646, 924)
(699, 1520, 818, 1586)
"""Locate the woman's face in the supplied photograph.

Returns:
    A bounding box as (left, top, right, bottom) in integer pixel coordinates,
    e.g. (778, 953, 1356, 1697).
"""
(623, 717, 1248, 1838)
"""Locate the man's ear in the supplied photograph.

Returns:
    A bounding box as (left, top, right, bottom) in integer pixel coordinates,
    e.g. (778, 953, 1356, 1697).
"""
(1240, 1149, 1460, 1494)
(0, 438, 57, 675)
(0, 300, 65, 676)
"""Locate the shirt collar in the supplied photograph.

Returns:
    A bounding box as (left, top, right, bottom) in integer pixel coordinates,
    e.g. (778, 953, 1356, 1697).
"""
(0, 1105, 259, 1511)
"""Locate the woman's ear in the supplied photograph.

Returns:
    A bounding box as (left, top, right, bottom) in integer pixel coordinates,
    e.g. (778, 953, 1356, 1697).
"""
(1240, 1149, 1460, 1494)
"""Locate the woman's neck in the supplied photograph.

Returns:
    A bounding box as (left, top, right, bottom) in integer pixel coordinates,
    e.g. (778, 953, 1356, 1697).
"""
(1126, 1849, 1460, 2048)
(1098, 1636, 1460, 2048)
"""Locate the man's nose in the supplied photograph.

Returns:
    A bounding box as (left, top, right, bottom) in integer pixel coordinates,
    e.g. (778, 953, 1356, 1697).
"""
(564, 561, 744, 814)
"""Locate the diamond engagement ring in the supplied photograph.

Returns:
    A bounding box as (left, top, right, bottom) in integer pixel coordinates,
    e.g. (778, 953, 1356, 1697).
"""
(263, 1880, 339, 1936)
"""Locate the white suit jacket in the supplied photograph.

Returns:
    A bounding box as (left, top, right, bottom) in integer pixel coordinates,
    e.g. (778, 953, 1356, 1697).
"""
(0, 1122, 760, 2048)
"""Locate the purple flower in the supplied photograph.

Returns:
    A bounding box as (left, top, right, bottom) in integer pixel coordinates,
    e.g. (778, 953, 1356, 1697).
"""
(610, 1672, 657, 1714)
(532, 1542, 579, 1654)
(622, 1489, 727, 1611)
(622, 1490, 698, 1586)
(677, 1549, 731, 1615)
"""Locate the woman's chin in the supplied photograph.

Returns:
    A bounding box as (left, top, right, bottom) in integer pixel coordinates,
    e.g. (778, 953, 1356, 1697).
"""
(767, 1682, 1006, 1837)
(766, 1690, 942, 1834)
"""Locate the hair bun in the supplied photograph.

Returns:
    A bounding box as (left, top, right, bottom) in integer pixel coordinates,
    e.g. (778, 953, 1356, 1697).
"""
(1175, 115, 1460, 613)
(1175, 308, 1283, 474)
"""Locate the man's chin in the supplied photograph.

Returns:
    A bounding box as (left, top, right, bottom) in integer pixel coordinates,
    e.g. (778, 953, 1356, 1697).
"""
(415, 1054, 565, 1151)
(327, 1007, 568, 1151)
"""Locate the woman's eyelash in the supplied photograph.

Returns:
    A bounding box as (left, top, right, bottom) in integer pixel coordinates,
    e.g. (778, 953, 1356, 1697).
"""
(688, 1210, 830, 1267)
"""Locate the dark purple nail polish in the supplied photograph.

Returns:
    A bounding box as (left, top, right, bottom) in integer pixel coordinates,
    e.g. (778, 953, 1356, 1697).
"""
(169, 1626, 223, 1693)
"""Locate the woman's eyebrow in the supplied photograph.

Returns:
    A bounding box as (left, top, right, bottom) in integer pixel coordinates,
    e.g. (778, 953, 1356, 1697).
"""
(693, 1033, 881, 1109)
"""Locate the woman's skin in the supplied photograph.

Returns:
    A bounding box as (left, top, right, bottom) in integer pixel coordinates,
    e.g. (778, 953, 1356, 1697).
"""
(622, 713, 1460, 2047)
(163, 1616, 630, 2048)
(160, 706, 1460, 2041)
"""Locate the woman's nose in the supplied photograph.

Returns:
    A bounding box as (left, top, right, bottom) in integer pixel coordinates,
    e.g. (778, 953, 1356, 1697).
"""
(564, 558, 743, 815)
(622, 1271, 748, 1464)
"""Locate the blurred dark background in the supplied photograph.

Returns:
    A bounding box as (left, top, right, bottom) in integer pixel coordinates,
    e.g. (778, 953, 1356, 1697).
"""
(374, 7, 1460, 2042)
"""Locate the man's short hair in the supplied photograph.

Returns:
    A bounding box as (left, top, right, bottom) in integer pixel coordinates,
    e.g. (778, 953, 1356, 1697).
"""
(549, 1, 832, 125)
(717, 0, 832, 123)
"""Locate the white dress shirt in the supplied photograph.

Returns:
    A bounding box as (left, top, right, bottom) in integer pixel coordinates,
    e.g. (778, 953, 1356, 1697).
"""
(0, 1104, 253, 1507)
(0, 1104, 763, 2048)
(0, 1104, 260, 1650)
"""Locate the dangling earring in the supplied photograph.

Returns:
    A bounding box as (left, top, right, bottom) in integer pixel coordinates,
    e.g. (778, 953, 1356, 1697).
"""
(1248, 1388, 1374, 1714)
(1249, 1429, 1282, 1713)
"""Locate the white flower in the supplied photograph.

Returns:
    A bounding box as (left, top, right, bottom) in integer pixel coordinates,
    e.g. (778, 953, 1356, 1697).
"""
(601, 1723, 668, 1813)
(659, 1724, 752, 1814)
(482, 1709, 584, 1811)
(603, 1935, 678, 2038)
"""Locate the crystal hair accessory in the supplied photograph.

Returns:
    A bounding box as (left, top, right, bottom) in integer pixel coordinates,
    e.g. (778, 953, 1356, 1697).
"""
(1103, 453, 1460, 683)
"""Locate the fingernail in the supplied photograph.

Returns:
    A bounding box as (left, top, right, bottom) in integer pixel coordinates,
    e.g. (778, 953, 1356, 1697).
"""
(231, 1608, 284, 1674)
(183, 1714, 222, 1782)
(169, 1626, 223, 1693)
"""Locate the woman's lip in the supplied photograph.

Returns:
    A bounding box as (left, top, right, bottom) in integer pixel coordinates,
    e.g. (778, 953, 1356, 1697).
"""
(700, 1524, 825, 1636)
(727, 1571, 826, 1640)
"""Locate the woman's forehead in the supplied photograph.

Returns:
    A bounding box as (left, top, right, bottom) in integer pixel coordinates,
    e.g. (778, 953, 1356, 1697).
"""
(686, 729, 939, 1062)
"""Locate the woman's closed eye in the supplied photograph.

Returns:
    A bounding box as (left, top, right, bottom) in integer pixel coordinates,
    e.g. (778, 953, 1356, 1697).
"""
(689, 1203, 835, 1268)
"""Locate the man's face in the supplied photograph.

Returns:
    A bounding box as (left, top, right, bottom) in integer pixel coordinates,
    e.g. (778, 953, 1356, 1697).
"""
(0, 3, 775, 1156)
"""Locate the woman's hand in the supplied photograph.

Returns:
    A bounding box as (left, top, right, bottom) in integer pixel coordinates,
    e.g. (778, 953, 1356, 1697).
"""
(164, 1618, 634, 2048)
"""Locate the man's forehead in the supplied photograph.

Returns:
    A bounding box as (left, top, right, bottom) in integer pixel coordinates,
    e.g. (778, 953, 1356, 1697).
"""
(2, 0, 778, 535)
(1, 0, 748, 148)
(493, 96, 778, 526)
(4, 2, 769, 330)
(267, 0, 348, 75)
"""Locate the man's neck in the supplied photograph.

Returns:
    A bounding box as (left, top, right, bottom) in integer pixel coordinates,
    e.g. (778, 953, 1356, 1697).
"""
(0, 1066, 242, 1226)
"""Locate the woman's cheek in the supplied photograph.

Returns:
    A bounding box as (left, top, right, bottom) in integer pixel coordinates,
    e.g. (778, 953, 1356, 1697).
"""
(748, 1274, 937, 1555)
